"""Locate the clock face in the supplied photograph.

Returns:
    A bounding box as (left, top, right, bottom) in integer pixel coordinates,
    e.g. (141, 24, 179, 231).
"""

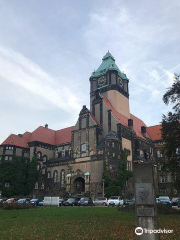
(118, 77, 123, 87)
(98, 76, 106, 87)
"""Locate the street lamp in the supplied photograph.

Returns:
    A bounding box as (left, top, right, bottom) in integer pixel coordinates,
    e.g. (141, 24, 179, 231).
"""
(102, 179, 105, 197)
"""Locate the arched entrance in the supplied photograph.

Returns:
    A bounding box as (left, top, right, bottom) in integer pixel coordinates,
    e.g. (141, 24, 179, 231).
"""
(74, 177, 85, 194)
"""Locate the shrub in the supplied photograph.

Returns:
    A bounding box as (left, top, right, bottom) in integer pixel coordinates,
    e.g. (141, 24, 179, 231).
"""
(2, 203, 36, 210)
(117, 204, 180, 215)
(157, 204, 180, 214)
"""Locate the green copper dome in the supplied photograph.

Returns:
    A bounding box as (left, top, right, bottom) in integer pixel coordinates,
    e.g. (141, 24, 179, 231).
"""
(91, 51, 128, 80)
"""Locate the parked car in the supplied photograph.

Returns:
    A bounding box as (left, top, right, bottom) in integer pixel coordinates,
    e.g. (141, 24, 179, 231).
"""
(38, 200, 44, 206)
(178, 199, 180, 208)
(93, 197, 108, 206)
(107, 196, 123, 206)
(124, 199, 135, 205)
(63, 198, 79, 206)
(30, 199, 40, 206)
(78, 197, 94, 206)
(59, 198, 64, 206)
(16, 198, 30, 204)
(171, 198, 179, 206)
(158, 196, 171, 206)
(5, 198, 17, 204)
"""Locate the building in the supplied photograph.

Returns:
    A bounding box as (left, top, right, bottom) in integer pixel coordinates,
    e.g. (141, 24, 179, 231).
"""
(0, 52, 176, 198)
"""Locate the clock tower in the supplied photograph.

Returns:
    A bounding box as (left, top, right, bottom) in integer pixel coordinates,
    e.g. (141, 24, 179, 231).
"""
(90, 51, 130, 119)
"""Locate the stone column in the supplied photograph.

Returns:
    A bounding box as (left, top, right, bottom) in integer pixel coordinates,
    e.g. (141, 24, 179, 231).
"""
(133, 162, 160, 240)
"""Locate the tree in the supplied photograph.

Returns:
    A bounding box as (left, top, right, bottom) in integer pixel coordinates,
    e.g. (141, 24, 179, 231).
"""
(161, 74, 180, 191)
(0, 156, 39, 197)
(103, 151, 133, 198)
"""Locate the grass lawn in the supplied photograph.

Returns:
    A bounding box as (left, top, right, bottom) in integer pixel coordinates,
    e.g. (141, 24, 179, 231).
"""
(0, 206, 180, 240)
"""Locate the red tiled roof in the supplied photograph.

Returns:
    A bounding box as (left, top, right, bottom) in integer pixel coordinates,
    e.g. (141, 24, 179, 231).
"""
(147, 125, 162, 141)
(1, 134, 29, 148)
(102, 95, 151, 140)
(30, 126, 56, 145)
(55, 126, 74, 145)
(130, 114, 151, 139)
(1, 126, 74, 148)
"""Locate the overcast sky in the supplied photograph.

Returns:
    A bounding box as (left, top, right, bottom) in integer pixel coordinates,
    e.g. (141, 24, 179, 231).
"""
(0, 0, 180, 143)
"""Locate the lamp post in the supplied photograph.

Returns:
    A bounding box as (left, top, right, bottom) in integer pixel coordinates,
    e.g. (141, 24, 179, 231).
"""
(102, 179, 105, 197)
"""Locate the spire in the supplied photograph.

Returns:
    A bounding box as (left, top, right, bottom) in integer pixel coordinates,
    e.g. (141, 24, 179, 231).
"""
(91, 51, 128, 80)
(102, 51, 115, 61)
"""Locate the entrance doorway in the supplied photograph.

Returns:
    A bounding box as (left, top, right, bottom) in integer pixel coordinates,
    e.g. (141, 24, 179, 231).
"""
(74, 177, 85, 194)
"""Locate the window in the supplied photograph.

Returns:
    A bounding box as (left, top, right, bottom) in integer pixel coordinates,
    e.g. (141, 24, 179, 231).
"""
(127, 161, 131, 171)
(37, 164, 40, 171)
(112, 142, 115, 148)
(140, 150, 144, 157)
(54, 171, 58, 183)
(35, 182, 38, 189)
(176, 148, 180, 155)
(43, 155, 47, 163)
(62, 147, 65, 157)
(5, 146, 13, 150)
(5, 182, 10, 188)
(81, 144, 86, 152)
(55, 149, 58, 158)
(157, 151, 162, 158)
(37, 152, 42, 159)
(113, 153, 115, 157)
(47, 171, 51, 179)
(81, 144, 86, 157)
(42, 167, 46, 174)
(158, 164, 163, 171)
(60, 170, 65, 187)
(69, 147, 71, 156)
(160, 176, 166, 183)
(41, 182, 45, 190)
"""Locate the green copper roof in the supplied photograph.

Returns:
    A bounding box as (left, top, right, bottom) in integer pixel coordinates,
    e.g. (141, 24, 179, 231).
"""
(91, 51, 128, 80)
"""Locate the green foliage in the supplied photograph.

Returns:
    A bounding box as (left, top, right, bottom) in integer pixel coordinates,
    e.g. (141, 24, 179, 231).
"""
(103, 151, 133, 198)
(161, 74, 180, 191)
(2, 203, 36, 210)
(0, 156, 39, 197)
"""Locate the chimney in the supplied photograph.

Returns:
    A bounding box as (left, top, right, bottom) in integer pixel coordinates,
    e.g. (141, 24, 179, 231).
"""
(128, 119, 133, 130)
(45, 124, 48, 128)
(141, 126, 146, 134)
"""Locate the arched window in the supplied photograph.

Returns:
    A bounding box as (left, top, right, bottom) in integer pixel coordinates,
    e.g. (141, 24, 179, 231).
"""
(47, 171, 51, 179)
(42, 167, 46, 175)
(37, 163, 41, 171)
(43, 155, 47, 163)
(41, 182, 45, 189)
(37, 151, 42, 159)
(60, 169, 65, 187)
(35, 182, 38, 189)
(54, 170, 58, 183)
